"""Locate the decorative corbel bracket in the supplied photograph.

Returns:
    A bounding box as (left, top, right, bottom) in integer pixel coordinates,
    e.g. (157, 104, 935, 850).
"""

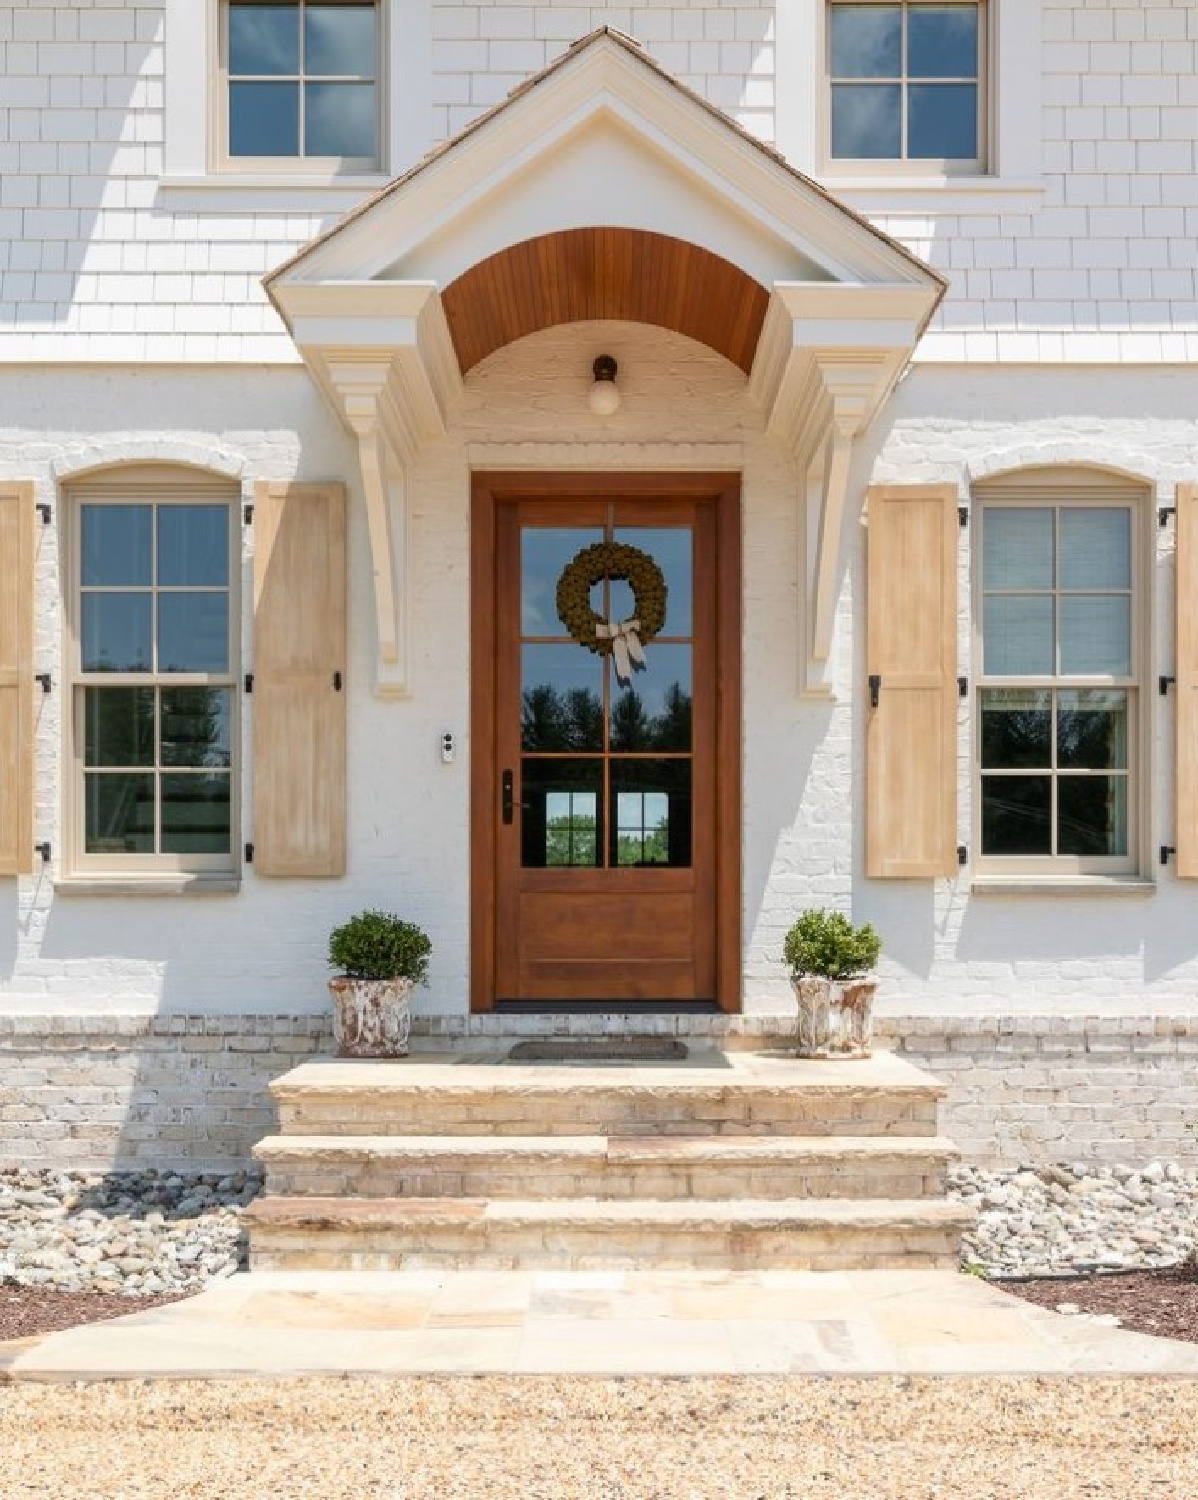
(269, 281, 462, 696)
(750, 282, 939, 699)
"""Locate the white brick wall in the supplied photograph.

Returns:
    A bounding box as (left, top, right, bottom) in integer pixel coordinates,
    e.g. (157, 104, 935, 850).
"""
(0, 2, 1196, 362)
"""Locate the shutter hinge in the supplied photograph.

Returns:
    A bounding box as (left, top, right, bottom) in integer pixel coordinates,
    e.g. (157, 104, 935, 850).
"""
(244, 842, 254, 864)
(1161, 845, 1176, 867)
(35, 841, 51, 865)
(1160, 675, 1176, 696)
(1159, 505, 1176, 528)
(958, 676, 968, 699)
(868, 673, 881, 708)
(35, 502, 51, 526)
(958, 506, 969, 528)
(244, 672, 253, 694)
(957, 844, 968, 867)
(35, 673, 51, 694)
(243, 503, 254, 525)
(333, 670, 343, 692)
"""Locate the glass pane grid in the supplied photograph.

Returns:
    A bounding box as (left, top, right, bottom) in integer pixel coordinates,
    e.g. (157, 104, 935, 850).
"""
(518, 517, 694, 871)
(829, 1, 980, 161)
(228, 0, 377, 159)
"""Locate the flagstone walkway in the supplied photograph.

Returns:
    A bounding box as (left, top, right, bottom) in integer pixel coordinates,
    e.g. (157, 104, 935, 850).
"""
(5, 1268, 1198, 1381)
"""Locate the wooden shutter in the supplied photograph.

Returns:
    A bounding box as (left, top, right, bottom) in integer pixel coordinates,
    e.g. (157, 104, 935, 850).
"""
(253, 481, 346, 877)
(0, 484, 34, 877)
(1178, 484, 1198, 877)
(866, 483, 958, 878)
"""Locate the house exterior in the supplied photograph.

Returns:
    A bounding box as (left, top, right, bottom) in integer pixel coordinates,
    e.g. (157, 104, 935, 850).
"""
(2, 0, 1198, 1171)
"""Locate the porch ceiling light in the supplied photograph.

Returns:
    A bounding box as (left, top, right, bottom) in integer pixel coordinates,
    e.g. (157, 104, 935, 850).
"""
(588, 354, 620, 417)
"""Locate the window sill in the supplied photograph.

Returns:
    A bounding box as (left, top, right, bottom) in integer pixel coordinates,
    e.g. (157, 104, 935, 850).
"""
(969, 878, 1155, 897)
(818, 176, 1045, 215)
(157, 174, 390, 211)
(54, 876, 242, 898)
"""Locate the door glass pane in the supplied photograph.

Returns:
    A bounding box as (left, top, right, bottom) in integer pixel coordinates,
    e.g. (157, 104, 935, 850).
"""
(980, 689, 1050, 769)
(161, 774, 232, 854)
(82, 593, 152, 672)
(612, 528, 693, 637)
(831, 83, 901, 157)
(981, 775, 1052, 855)
(305, 4, 375, 74)
(521, 646, 603, 752)
(521, 528, 604, 637)
(1060, 508, 1131, 589)
(610, 644, 692, 752)
(81, 505, 151, 587)
(1059, 596, 1130, 676)
(1058, 776, 1127, 857)
(983, 508, 1053, 590)
(1057, 690, 1128, 770)
(158, 594, 230, 674)
(908, 83, 977, 158)
(229, 4, 300, 73)
(158, 506, 229, 587)
(610, 761, 692, 868)
(230, 81, 299, 155)
(521, 759, 602, 868)
(908, 5, 978, 76)
(830, 5, 901, 75)
(161, 688, 233, 768)
(83, 687, 155, 767)
(85, 773, 155, 853)
(305, 81, 375, 156)
(983, 595, 1053, 676)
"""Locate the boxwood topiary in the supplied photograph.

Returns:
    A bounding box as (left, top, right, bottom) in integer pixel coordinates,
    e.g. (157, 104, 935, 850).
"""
(328, 909, 432, 984)
(783, 908, 880, 981)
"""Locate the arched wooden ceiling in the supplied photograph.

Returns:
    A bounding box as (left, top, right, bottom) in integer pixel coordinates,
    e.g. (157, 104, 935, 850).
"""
(440, 227, 771, 375)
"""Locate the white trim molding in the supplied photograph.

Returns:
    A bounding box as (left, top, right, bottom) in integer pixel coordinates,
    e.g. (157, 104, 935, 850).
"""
(750, 283, 941, 698)
(271, 281, 462, 696)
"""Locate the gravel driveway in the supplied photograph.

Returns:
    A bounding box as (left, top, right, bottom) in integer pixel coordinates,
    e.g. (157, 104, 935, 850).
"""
(2, 1376, 1197, 1498)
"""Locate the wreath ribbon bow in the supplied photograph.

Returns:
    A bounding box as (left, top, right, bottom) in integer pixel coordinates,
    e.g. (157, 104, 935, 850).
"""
(596, 617, 646, 684)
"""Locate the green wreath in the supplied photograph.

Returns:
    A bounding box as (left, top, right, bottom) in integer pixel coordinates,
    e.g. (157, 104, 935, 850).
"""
(556, 541, 669, 656)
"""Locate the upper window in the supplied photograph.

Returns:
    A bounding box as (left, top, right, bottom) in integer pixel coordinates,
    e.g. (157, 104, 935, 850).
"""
(827, 1, 985, 170)
(974, 478, 1145, 877)
(221, 0, 380, 169)
(67, 472, 239, 879)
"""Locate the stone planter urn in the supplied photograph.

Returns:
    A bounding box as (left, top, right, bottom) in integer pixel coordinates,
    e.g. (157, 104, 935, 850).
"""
(790, 976, 877, 1060)
(328, 976, 414, 1059)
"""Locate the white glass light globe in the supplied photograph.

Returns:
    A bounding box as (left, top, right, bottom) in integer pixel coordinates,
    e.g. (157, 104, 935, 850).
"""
(588, 379, 621, 417)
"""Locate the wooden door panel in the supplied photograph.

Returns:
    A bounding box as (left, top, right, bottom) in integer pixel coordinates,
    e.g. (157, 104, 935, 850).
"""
(471, 474, 741, 1011)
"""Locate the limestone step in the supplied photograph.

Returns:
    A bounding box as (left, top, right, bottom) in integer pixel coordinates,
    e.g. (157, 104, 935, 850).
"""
(269, 1052, 944, 1139)
(246, 1195, 974, 1272)
(253, 1133, 958, 1201)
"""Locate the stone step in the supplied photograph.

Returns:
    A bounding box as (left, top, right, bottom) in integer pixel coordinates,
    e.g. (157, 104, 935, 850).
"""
(253, 1133, 958, 1201)
(269, 1053, 944, 1139)
(246, 1195, 974, 1272)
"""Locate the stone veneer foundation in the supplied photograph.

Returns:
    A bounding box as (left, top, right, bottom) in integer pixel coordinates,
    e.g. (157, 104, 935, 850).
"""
(2, 1013, 1197, 1172)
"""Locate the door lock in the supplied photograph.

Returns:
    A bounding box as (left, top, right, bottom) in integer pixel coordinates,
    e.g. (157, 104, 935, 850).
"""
(502, 769, 514, 825)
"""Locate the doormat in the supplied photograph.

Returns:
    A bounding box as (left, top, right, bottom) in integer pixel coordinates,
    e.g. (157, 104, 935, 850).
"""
(507, 1038, 689, 1062)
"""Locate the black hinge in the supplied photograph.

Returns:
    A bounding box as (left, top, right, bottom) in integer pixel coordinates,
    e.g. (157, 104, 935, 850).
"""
(958, 676, 968, 698)
(243, 503, 254, 525)
(35, 673, 51, 694)
(1159, 506, 1176, 528)
(1160, 675, 1176, 696)
(35, 841, 51, 865)
(244, 842, 254, 864)
(244, 672, 253, 694)
(957, 844, 968, 867)
(333, 670, 343, 691)
(958, 506, 969, 528)
(1161, 845, 1176, 867)
(36, 502, 51, 526)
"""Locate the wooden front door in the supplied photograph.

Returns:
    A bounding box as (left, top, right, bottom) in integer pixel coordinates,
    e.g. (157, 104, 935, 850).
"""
(472, 474, 741, 1011)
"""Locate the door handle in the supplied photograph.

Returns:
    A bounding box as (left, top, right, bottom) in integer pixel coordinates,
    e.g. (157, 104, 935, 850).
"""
(502, 769, 514, 825)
